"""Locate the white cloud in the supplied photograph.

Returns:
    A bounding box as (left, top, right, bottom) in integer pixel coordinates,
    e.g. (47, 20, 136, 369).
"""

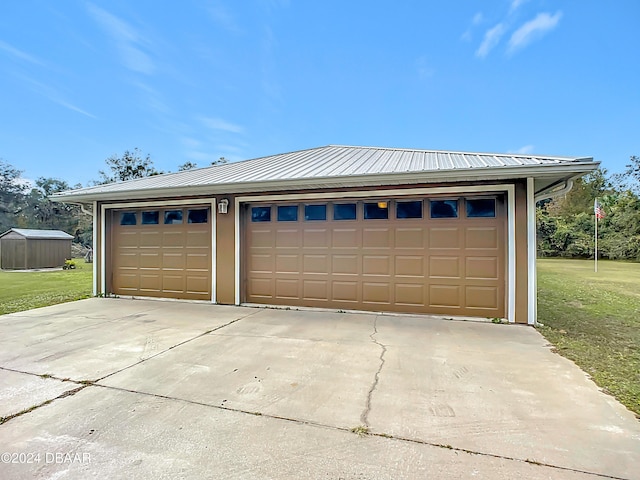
(472, 12, 484, 25)
(86, 3, 155, 74)
(207, 2, 242, 33)
(16, 74, 96, 119)
(510, 145, 535, 154)
(415, 56, 435, 79)
(200, 116, 245, 134)
(508, 11, 562, 54)
(0, 40, 45, 66)
(476, 23, 506, 58)
(510, 0, 528, 13)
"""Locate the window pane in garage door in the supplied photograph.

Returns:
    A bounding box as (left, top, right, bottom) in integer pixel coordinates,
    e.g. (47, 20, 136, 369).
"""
(142, 211, 159, 224)
(188, 209, 208, 223)
(304, 204, 326, 221)
(396, 201, 422, 219)
(252, 206, 271, 222)
(333, 203, 356, 220)
(364, 202, 389, 219)
(164, 210, 183, 224)
(277, 205, 298, 222)
(120, 212, 137, 225)
(430, 200, 458, 218)
(466, 198, 496, 218)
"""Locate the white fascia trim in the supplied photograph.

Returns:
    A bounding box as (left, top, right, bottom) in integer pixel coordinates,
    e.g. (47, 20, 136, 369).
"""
(527, 178, 537, 325)
(211, 199, 217, 304)
(92, 201, 98, 296)
(506, 185, 516, 323)
(51, 162, 598, 204)
(235, 199, 241, 305)
(101, 205, 106, 297)
(236, 184, 509, 203)
(236, 184, 517, 323)
(101, 198, 217, 302)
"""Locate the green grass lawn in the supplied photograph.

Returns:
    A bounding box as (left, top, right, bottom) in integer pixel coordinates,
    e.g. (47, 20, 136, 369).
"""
(537, 258, 640, 416)
(0, 260, 93, 315)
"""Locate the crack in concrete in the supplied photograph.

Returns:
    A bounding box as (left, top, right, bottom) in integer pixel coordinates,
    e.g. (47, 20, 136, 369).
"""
(360, 315, 387, 427)
(95, 309, 262, 383)
(0, 309, 261, 425)
(0, 384, 87, 425)
(0, 366, 630, 480)
(86, 381, 638, 480)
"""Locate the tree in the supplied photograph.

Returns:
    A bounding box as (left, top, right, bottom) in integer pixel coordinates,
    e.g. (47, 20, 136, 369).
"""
(97, 148, 161, 184)
(212, 157, 228, 166)
(537, 166, 640, 261)
(178, 161, 198, 171)
(622, 155, 640, 193)
(0, 159, 27, 232)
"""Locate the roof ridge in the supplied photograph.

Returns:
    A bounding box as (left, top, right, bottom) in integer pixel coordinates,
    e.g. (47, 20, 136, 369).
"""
(326, 144, 579, 160)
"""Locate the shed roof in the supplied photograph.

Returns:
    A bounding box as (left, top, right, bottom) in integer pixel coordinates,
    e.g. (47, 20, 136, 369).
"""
(52, 145, 599, 203)
(0, 229, 74, 240)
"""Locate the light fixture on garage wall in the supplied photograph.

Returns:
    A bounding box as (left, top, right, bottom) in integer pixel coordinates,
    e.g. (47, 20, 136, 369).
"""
(218, 198, 229, 214)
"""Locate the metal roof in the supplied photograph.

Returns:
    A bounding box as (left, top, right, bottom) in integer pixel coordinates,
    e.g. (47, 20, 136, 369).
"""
(0, 228, 74, 240)
(52, 145, 598, 202)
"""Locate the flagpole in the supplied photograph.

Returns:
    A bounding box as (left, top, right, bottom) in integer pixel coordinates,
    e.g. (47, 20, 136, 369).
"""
(595, 208, 598, 273)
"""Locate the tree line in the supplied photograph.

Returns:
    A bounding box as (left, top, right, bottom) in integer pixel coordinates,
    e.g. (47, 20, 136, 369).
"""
(1, 150, 639, 261)
(0, 149, 226, 246)
(537, 156, 640, 261)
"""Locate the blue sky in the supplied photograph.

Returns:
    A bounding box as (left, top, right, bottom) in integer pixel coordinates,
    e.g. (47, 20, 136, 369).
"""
(0, 0, 638, 186)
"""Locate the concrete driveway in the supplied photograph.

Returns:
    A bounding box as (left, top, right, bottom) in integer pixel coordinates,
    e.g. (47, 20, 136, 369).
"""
(0, 299, 638, 479)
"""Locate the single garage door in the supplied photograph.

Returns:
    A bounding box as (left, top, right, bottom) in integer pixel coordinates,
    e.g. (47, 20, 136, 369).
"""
(112, 206, 211, 300)
(244, 196, 505, 317)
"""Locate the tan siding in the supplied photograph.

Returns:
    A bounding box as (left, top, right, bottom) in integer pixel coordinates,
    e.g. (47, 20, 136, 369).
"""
(1, 238, 26, 269)
(216, 197, 236, 304)
(1, 236, 70, 270)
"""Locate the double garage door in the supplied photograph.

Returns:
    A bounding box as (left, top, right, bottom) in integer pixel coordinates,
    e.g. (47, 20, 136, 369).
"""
(111, 206, 211, 300)
(245, 196, 506, 318)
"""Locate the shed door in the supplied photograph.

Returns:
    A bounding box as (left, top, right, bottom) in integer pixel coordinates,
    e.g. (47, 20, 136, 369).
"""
(111, 206, 211, 300)
(244, 197, 505, 317)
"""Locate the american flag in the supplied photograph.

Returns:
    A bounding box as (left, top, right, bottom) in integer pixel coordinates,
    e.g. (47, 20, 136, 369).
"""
(594, 198, 605, 220)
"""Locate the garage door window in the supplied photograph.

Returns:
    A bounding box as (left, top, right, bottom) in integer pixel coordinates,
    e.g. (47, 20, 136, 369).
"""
(430, 200, 458, 218)
(120, 212, 137, 225)
(251, 206, 271, 222)
(364, 201, 389, 219)
(333, 203, 357, 220)
(141, 211, 159, 225)
(396, 200, 423, 219)
(305, 204, 326, 221)
(164, 210, 183, 224)
(466, 199, 496, 218)
(277, 205, 298, 222)
(188, 209, 208, 224)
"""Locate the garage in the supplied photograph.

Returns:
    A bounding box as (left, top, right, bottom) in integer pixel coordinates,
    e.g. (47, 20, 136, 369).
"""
(244, 195, 505, 317)
(111, 205, 211, 300)
(52, 145, 599, 324)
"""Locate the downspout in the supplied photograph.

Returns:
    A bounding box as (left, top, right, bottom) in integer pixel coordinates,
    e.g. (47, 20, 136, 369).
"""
(534, 178, 574, 203)
(79, 203, 94, 216)
(530, 175, 579, 327)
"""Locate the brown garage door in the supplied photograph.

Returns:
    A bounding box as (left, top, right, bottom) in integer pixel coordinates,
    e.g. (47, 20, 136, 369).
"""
(112, 206, 211, 300)
(244, 196, 505, 317)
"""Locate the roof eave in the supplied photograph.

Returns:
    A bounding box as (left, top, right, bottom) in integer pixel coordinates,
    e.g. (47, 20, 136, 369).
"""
(51, 161, 599, 204)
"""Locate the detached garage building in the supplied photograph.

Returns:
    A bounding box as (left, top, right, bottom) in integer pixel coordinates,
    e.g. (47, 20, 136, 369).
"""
(0, 228, 73, 270)
(52, 145, 598, 324)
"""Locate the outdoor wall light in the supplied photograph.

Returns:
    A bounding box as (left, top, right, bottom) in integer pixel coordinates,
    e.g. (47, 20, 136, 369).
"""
(218, 198, 229, 214)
